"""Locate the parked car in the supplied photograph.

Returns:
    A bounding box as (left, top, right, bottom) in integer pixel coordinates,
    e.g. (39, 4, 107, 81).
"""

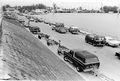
(29, 26, 41, 34)
(63, 49, 100, 72)
(105, 36, 120, 47)
(4, 15, 11, 19)
(115, 51, 120, 59)
(68, 27, 80, 34)
(47, 39, 59, 46)
(26, 16, 31, 20)
(29, 18, 35, 22)
(35, 18, 43, 23)
(49, 22, 56, 26)
(44, 20, 50, 24)
(52, 27, 67, 34)
(85, 34, 106, 47)
(23, 22, 30, 28)
(54, 23, 64, 27)
(38, 33, 50, 39)
(18, 19, 25, 24)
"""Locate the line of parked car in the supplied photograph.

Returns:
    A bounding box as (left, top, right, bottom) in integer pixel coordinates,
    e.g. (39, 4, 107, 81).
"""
(23, 15, 101, 73)
(23, 15, 120, 60)
(26, 24, 100, 73)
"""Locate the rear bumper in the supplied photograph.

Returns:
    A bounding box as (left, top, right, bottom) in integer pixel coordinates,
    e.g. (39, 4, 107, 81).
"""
(84, 68, 96, 72)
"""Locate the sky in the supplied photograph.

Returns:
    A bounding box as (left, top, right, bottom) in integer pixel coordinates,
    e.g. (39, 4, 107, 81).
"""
(1, 0, 120, 8)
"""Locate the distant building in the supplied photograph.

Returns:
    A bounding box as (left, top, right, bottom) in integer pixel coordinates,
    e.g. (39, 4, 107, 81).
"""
(34, 9, 47, 14)
(6, 7, 19, 13)
(6, 7, 15, 11)
(108, 11, 114, 14)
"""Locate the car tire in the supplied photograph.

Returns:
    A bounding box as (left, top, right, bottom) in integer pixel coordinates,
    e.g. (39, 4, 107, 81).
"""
(58, 50, 61, 55)
(85, 40, 88, 43)
(106, 43, 109, 46)
(38, 36, 41, 39)
(64, 56, 68, 62)
(52, 28, 54, 30)
(93, 44, 96, 47)
(76, 66, 83, 72)
(47, 42, 50, 46)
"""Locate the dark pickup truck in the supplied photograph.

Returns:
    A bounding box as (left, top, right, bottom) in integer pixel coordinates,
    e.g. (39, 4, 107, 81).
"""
(63, 49, 100, 72)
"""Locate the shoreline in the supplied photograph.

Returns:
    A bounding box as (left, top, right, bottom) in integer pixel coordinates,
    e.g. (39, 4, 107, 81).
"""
(31, 14, 120, 40)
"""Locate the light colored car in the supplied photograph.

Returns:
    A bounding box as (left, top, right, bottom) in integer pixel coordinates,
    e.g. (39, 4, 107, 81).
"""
(105, 36, 120, 47)
(68, 26, 80, 34)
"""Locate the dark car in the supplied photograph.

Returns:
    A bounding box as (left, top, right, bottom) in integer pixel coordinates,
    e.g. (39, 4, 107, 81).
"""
(18, 19, 25, 25)
(47, 39, 59, 46)
(29, 26, 41, 34)
(68, 27, 80, 34)
(38, 33, 50, 39)
(35, 18, 43, 23)
(85, 34, 106, 47)
(115, 51, 120, 59)
(4, 15, 11, 19)
(64, 49, 100, 72)
(52, 27, 67, 34)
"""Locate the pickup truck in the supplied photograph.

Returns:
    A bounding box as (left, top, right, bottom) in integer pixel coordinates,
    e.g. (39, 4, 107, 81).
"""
(63, 49, 100, 72)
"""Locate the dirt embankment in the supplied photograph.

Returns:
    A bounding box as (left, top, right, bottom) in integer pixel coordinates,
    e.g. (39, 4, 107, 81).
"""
(1, 18, 84, 80)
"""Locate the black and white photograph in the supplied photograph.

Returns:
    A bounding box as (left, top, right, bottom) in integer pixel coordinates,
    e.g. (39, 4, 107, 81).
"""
(0, 0, 120, 81)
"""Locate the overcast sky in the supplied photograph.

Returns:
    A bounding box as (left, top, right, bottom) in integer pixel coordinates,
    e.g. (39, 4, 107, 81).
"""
(1, 0, 120, 7)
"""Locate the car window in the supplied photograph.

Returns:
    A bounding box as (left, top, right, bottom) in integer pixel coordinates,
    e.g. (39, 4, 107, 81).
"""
(85, 58, 98, 63)
(75, 52, 84, 62)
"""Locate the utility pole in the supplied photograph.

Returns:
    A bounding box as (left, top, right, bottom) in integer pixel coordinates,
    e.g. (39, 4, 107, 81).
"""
(53, 2, 56, 14)
(117, 4, 120, 16)
(101, 3, 103, 13)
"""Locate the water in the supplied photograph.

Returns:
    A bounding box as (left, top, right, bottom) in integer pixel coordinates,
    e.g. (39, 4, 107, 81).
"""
(35, 13, 120, 39)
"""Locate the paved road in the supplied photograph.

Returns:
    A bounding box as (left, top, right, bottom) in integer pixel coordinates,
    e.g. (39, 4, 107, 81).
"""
(29, 21, 120, 81)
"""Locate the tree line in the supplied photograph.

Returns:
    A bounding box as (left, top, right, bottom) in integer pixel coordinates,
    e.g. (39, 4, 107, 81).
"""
(3, 3, 47, 12)
(2, 4, 120, 13)
(102, 6, 119, 13)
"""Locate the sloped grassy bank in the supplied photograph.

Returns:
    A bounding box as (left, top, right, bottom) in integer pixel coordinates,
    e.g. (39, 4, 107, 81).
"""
(2, 18, 84, 80)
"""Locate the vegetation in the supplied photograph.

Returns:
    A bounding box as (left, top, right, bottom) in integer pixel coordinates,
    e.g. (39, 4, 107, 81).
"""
(3, 4, 47, 12)
(2, 3, 119, 13)
(102, 6, 118, 13)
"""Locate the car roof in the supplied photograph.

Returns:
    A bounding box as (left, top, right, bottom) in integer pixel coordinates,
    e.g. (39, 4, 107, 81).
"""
(87, 34, 105, 38)
(71, 27, 79, 28)
(72, 49, 97, 58)
(30, 26, 39, 28)
(105, 36, 113, 39)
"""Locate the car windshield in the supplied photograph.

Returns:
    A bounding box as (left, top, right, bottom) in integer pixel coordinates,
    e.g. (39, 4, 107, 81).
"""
(108, 38, 115, 41)
(96, 37, 105, 41)
(59, 27, 65, 30)
(85, 58, 98, 64)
